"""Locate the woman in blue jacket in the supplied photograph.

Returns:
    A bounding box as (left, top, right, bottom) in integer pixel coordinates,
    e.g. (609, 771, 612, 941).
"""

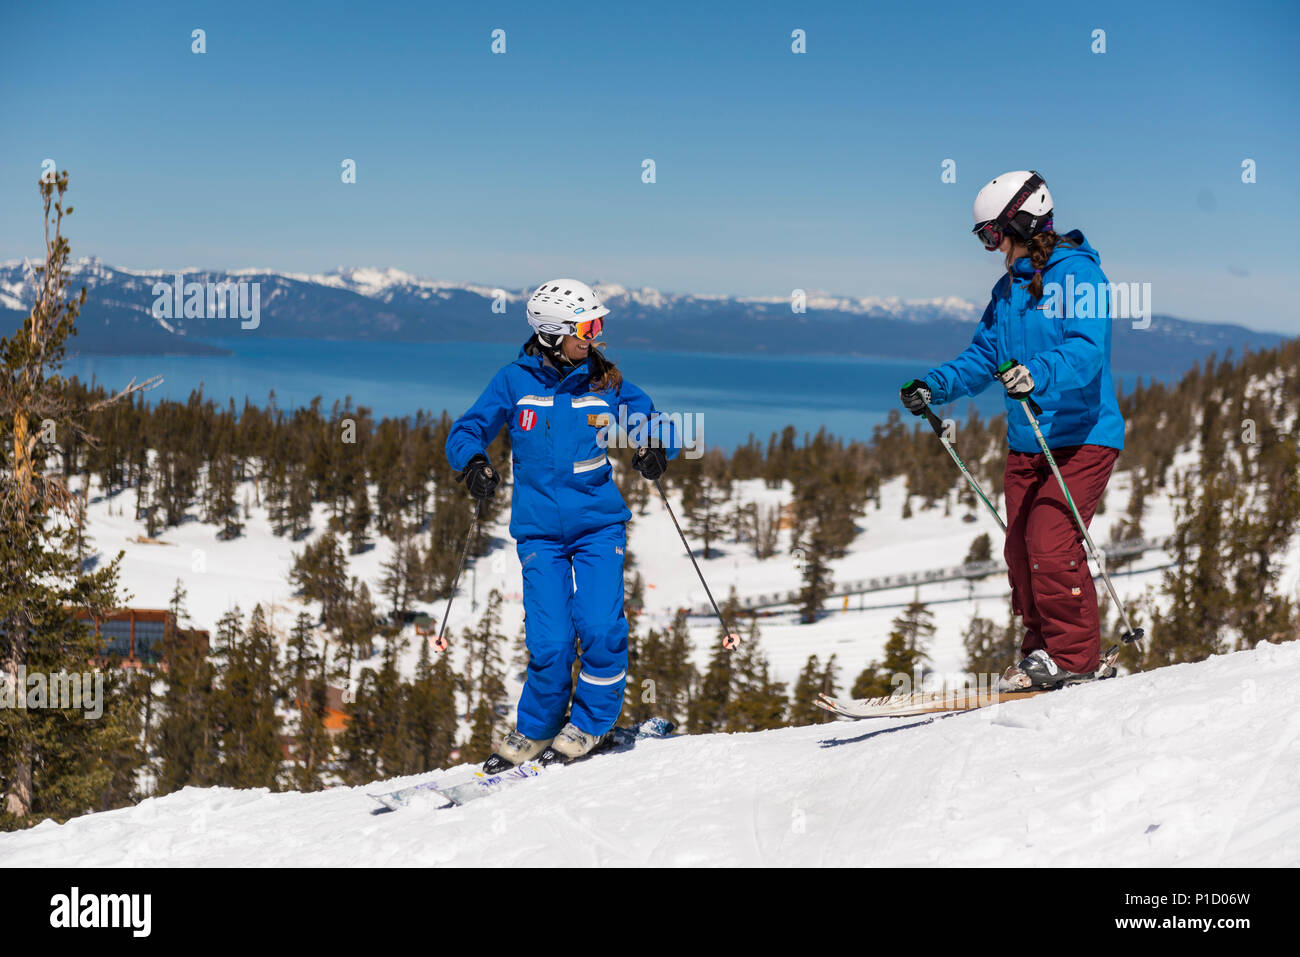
(446, 279, 677, 767)
(899, 171, 1124, 690)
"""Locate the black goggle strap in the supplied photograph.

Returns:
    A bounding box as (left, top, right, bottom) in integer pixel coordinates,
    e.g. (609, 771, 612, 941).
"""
(1000, 171, 1043, 219)
(998, 170, 1046, 233)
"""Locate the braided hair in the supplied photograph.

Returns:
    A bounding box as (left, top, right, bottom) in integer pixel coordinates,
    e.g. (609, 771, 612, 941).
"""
(1010, 229, 1078, 301)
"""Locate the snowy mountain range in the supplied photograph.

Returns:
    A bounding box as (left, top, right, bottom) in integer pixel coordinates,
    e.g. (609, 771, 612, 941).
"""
(0, 258, 1287, 375)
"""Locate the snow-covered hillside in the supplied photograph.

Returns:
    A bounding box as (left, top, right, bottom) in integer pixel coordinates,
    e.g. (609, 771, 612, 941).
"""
(82, 451, 1210, 698)
(4, 640, 1297, 866)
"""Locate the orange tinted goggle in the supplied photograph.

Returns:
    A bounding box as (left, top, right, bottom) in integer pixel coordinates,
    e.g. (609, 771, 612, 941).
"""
(573, 317, 604, 340)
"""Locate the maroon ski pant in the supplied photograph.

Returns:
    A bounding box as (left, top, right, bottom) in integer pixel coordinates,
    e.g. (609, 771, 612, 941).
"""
(1003, 444, 1119, 674)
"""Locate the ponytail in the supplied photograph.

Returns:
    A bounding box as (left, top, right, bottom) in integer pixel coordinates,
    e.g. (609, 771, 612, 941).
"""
(1019, 230, 1077, 300)
(588, 342, 623, 393)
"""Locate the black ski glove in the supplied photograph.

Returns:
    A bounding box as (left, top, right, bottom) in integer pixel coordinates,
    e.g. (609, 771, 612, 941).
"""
(456, 454, 500, 499)
(899, 379, 933, 416)
(632, 445, 668, 481)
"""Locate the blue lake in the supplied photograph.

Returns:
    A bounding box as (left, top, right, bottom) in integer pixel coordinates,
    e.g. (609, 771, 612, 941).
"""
(62, 337, 1086, 451)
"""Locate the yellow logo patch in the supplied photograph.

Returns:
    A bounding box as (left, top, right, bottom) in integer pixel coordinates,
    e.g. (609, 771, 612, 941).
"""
(587, 413, 610, 427)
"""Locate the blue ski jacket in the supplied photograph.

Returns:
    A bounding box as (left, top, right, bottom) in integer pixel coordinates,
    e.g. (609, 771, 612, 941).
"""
(922, 230, 1125, 454)
(446, 340, 681, 541)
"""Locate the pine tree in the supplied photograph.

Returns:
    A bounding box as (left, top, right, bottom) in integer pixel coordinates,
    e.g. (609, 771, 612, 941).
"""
(286, 464, 313, 539)
(961, 607, 1016, 678)
(338, 667, 383, 786)
(630, 610, 697, 727)
(210, 605, 282, 790)
(964, 532, 993, 564)
(284, 612, 333, 791)
(338, 578, 378, 671)
(156, 612, 219, 795)
(820, 654, 840, 703)
(791, 430, 868, 622)
(405, 636, 457, 772)
(797, 543, 833, 624)
(294, 642, 334, 791)
(1226, 403, 1300, 649)
(290, 531, 349, 632)
(264, 457, 290, 536)
(204, 450, 243, 539)
(372, 633, 412, 776)
(852, 601, 934, 698)
(789, 655, 832, 725)
(347, 473, 371, 555)
(686, 594, 742, 732)
(462, 591, 508, 762)
(688, 639, 732, 734)
(1147, 425, 1234, 666)
(0, 171, 149, 826)
(726, 620, 787, 731)
(285, 612, 317, 708)
(380, 530, 421, 624)
(624, 625, 659, 725)
(680, 448, 732, 559)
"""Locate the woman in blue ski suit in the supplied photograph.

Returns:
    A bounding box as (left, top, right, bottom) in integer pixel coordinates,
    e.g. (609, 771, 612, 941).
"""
(900, 171, 1125, 689)
(446, 279, 678, 766)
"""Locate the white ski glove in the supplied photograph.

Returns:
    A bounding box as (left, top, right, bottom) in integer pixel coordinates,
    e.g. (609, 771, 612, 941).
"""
(997, 362, 1034, 399)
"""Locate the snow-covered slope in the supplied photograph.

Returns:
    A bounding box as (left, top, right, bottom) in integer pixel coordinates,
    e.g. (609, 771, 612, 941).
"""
(3, 640, 1297, 866)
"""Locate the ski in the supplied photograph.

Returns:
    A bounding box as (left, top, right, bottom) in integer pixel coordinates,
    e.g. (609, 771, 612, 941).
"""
(816, 646, 1120, 719)
(437, 717, 675, 805)
(367, 775, 460, 811)
(367, 717, 675, 811)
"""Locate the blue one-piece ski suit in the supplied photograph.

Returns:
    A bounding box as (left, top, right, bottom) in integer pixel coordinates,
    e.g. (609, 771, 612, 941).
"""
(446, 339, 680, 738)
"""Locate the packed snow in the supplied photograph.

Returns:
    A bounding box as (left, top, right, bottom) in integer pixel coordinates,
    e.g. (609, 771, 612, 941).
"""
(3, 639, 1296, 866)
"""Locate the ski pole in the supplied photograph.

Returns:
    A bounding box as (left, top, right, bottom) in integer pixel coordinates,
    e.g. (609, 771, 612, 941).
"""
(652, 477, 742, 650)
(996, 360, 1145, 648)
(918, 402, 1006, 533)
(434, 497, 482, 652)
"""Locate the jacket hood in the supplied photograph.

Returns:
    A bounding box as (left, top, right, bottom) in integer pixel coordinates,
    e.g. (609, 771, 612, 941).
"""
(1009, 229, 1099, 277)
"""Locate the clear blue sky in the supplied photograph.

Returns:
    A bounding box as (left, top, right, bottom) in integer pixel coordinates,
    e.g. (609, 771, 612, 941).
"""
(2, 0, 1297, 331)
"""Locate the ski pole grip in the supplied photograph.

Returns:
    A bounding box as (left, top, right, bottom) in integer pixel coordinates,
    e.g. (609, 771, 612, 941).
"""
(996, 360, 1043, 416)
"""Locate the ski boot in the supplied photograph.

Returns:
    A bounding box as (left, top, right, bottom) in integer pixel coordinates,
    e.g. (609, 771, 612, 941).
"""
(540, 722, 604, 765)
(482, 729, 552, 774)
(997, 649, 1098, 692)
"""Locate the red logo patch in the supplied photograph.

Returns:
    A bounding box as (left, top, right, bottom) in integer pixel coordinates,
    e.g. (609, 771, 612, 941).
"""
(518, 409, 537, 431)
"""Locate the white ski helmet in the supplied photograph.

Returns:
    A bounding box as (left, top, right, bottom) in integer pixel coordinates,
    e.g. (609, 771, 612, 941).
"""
(525, 279, 610, 345)
(972, 170, 1054, 250)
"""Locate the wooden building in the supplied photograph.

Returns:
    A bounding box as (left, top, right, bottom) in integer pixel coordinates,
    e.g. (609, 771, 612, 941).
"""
(76, 608, 210, 671)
